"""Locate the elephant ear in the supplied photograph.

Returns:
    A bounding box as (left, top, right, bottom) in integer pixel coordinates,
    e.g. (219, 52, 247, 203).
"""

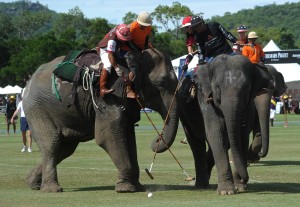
(265, 65, 287, 97)
(251, 64, 272, 98)
(193, 64, 213, 103)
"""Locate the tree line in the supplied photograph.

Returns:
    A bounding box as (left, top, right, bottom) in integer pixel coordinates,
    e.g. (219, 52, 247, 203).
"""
(0, 1, 299, 87)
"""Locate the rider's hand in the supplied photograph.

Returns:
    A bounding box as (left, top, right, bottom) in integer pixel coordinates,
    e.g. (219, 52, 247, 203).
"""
(115, 67, 123, 77)
(186, 53, 194, 64)
(182, 64, 188, 72)
(235, 40, 243, 45)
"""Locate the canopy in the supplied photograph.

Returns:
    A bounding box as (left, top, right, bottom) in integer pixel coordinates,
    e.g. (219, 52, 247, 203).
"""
(0, 85, 23, 95)
(263, 40, 281, 52)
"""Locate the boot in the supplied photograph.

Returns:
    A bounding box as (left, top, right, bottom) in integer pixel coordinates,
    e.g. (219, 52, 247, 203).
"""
(100, 69, 114, 97)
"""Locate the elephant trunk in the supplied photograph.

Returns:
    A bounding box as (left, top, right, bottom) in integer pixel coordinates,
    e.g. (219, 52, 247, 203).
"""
(223, 101, 248, 182)
(254, 93, 271, 158)
(151, 98, 179, 153)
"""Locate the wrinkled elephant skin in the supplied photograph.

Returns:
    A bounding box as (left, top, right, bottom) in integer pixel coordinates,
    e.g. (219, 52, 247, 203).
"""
(177, 55, 272, 195)
(23, 49, 179, 193)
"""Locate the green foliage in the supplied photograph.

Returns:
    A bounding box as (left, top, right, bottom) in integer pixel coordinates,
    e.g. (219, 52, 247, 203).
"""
(0, 1, 300, 87)
(123, 12, 137, 25)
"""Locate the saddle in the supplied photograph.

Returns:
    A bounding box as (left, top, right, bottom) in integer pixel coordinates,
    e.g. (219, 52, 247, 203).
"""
(52, 49, 136, 106)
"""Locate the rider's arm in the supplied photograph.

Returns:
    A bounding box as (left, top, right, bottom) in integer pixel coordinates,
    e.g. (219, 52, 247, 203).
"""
(218, 23, 238, 43)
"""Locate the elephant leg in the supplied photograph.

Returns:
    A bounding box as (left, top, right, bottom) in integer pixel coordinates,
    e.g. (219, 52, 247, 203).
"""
(234, 121, 251, 192)
(95, 115, 143, 193)
(26, 163, 42, 190)
(27, 141, 79, 192)
(206, 147, 215, 179)
(204, 114, 235, 195)
(181, 112, 209, 189)
(125, 122, 144, 191)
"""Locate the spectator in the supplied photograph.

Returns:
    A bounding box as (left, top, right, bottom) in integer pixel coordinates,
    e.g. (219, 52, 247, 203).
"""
(190, 16, 238, 63)
(232, 25, 249, 55)
(242, 31, 265, 64)
(11, 98, 32, 152)
(270, 96, 280, 127)
(96, 24, 132, 97)
(5, 95, 17, 135)
(288, 95, 293, 114)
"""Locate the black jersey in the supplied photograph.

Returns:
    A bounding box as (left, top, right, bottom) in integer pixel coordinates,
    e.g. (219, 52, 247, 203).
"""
(194, 22, 237, 58)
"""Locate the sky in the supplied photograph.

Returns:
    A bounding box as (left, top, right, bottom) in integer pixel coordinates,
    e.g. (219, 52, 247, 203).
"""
(1, 0, 299, 24)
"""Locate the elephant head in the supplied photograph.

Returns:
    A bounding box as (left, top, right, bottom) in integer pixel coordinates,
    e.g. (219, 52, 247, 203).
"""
(128, 49, 180, 153)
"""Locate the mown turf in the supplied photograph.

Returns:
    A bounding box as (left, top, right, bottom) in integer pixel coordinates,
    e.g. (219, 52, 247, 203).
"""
(0, 113, 299, 207)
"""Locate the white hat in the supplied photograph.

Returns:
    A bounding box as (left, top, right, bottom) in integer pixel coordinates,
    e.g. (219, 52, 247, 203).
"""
(137, 11, 152, 26)
(248, 31, 258, 39)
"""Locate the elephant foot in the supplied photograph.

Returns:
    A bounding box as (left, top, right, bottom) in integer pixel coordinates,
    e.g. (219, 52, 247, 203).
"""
(115, 179, 144, 193)
(235, 183, 247, 193)
(195, 179, 209, 189)
(26, 165, 42, 190)
(40, 181, 63, 193)
(217, 182, 236, 195)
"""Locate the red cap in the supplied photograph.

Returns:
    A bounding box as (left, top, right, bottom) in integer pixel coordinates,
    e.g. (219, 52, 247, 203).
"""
(181, 16, 192, 28)
(116, 24, 132, 41)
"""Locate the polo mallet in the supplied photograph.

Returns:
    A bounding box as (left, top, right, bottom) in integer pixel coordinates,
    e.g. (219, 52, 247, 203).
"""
(134, 68, 194, 181)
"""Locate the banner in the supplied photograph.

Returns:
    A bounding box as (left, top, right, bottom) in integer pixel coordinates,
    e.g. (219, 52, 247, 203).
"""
(264, 50, 300, 64)
(177, 58, 187, 79)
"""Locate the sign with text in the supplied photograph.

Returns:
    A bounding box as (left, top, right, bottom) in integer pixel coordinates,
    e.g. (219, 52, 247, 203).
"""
(264, 50, 300, 64)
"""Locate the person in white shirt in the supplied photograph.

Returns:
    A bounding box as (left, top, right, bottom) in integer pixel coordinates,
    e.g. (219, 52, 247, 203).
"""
(11, 99, 32, 152)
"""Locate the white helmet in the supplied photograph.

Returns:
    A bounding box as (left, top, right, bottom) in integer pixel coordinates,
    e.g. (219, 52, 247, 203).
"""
(137, 11, 152, 26)
(248, 31, 258, 39)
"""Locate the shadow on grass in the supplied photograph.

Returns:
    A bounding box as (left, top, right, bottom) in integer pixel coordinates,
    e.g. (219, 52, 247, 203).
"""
(69, 184, 217, 192)
(251, 160, 300, 166)
(70, 185, 115, 192)
(247, 182, 300, 194)
(69, 182, 300, 194)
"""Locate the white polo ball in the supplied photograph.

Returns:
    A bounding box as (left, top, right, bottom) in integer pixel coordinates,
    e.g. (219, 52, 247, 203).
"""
(147, 192, 153, 198)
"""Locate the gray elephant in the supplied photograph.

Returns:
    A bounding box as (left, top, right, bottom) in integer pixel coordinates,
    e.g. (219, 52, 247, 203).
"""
(247, 65, 287, 163)
(23, 48, 179, 193)
(152, 54, 272, 195)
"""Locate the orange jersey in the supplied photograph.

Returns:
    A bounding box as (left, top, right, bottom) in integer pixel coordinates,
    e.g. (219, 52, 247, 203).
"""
(242, 44, 265, 64)
(129, 21, 151, 50)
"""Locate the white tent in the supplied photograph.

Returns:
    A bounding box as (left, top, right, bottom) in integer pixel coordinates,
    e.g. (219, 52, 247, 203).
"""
(263, 40, 281, 52)
(0, 85, 23, 95)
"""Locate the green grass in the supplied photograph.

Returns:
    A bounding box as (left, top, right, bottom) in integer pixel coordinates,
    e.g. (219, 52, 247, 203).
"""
(0, 113, 299, 207)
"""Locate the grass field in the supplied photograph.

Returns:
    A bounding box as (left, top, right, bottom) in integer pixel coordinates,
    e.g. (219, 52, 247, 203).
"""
(0, 112, 299, 207)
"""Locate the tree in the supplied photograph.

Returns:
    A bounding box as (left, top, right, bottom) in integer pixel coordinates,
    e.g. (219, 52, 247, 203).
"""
(52, 6, 89, 43)
(123, 12, 137, 25)
(152, 2, 193, 38)
(84, 18, 112, 48)
(11, 10, 52, 39)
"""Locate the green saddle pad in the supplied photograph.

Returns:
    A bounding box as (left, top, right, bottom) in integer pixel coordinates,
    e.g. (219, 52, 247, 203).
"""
(53, 50, 82, 82)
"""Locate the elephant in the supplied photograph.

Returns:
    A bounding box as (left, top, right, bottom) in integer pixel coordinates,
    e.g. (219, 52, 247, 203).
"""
(247, 64, 287, 163)
(22, 48, 179, 193)
(152, 54, 272, 195)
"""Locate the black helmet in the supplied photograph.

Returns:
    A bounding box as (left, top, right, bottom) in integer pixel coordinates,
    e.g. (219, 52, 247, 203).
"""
(190, 16, 204, 27)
